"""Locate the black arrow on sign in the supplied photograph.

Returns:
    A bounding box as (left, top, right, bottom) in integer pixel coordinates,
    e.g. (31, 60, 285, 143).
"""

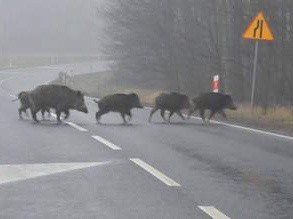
(253, 20, 264, 38)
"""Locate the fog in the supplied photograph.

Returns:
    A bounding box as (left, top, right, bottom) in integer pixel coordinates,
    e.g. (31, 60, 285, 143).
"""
(0, 0, 104, 55)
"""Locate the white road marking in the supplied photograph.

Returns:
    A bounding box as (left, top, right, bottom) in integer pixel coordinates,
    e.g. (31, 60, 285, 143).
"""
(145, 106, 293, 141)
(50, 113, 88, 132)
(0, 161, 111, 185)
(190, 115, 293, 141)
(130, 158, 181, 187)
(198, 206, 231, 219)
(66, 121, 88, 132)
(92, 135, 122, 150)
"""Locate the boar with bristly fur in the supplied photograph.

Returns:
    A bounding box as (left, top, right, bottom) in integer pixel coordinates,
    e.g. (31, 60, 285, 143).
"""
(28, 84, 88, 122)
(188, 92, 237, 123)
(15, 91, 50, 119)
(94, 93, 143, 124)
(148, 92, 191, 122)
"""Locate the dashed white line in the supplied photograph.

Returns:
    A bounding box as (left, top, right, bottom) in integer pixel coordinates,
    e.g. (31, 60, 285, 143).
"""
(92, 135, 122, 150)
(198, 206, 231, 219)
(130, 158, 181, 187)
(66, 121, 88, 132)
(50, 113, 88, 132)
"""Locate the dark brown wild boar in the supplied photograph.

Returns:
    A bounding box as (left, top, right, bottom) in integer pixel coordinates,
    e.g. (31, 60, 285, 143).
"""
(94, 93, 143, 124)
(15, 91, 50, 119)
(148, 92, 191, 122)
(28, 84, 88, 122)
(188, 92, 237, 123)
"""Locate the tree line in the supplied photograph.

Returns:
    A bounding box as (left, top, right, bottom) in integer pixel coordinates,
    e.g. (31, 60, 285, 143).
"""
(97, 0, 293, 106)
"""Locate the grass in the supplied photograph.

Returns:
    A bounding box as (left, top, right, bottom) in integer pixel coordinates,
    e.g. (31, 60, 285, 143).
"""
(225, 105, 293, 135)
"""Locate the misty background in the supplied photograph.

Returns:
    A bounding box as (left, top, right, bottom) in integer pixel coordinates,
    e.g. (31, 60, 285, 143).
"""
(1, 0, 293, 107)
(0, 0, 104, 55)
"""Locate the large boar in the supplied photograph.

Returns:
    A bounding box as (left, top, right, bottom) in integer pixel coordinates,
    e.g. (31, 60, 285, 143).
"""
(188, 92, 237, 122)
(28, 84, 88, 122)
(15, 91, 50, 119)
(94, 93, 143, 124)
(148, 92, 191, 122)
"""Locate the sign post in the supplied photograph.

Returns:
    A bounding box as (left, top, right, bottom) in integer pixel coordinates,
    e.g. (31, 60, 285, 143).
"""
(242, 12, 274, 107)
(251, 41, 259, 108)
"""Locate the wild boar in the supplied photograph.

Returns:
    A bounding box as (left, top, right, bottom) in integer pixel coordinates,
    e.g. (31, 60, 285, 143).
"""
(15, 91, 50, 119)
(148, 92, 191, 122)
(188, 92, 237, 122)
(28, 84, 88, 122)
(94, 93, 143, 124)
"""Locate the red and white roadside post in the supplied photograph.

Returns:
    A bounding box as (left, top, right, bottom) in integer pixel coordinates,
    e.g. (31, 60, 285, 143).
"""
(212, 74, 219, 93)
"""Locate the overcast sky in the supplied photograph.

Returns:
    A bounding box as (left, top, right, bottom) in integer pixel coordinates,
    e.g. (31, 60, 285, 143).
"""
(0, 0, 105, 55)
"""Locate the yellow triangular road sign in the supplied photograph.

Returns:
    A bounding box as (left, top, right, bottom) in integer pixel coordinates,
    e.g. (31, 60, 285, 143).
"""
(243, 12, 274, 41)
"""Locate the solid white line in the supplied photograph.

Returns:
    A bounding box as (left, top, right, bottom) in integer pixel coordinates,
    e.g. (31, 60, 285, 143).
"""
(92, 135, 122, 150)
(130, 158, 181, 187)
(198, 206, 231, 219)
(190, 115, 293, 141)
(143, 105, 293, 141)
(50, 113, 88, 132)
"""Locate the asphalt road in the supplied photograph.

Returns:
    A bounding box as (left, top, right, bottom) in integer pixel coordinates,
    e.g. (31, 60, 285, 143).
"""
(0, 63, 292, 219)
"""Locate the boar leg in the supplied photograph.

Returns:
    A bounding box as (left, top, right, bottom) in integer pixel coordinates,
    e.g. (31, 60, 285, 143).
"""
(176, 111, 185, 120)
(95, 112, 101, 123)
(126, 111, 132, 121)
(18, 107, 24, 119)
(160, 109, 166, 121)
(168, 111, 174, 122)
(31, 109, 39, 122)
(46, 108, 51, 117)
(41, 108, 51, 119)
(18, 109, 23, 119)
(120, 112, 127, 124)
(64, 109, 70, 119)
(187, 109, 194, 119)
(219, 110, 227, 119)
(199, 109, 205, 122)
(96, 109, 108, 123)
(208, 110, 216, 122)
(148, 107, 158, 122)
(56, 110, 62, 123)
(41, 108, 46, 120)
